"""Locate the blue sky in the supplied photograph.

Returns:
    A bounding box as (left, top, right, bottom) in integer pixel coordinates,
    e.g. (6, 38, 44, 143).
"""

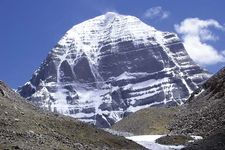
(0, 0, 225, 88)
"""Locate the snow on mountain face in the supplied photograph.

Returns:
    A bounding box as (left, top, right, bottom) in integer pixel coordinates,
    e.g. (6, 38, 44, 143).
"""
(18, 12, 210, 128)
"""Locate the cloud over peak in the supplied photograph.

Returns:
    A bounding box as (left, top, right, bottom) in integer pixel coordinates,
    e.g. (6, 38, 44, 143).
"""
(175, 18, 225, 65)
(144, 6, 169, 20)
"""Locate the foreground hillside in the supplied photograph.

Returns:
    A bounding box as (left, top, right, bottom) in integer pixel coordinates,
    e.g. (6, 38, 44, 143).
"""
(170, 67, 225, 136)
(169, 67, 225, 149)
(112, 107, 179, 135)
(0, 81, 144, 150)
(183, 128, 225, 150)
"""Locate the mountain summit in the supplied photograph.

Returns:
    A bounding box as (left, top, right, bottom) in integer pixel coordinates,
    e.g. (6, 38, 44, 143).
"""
(18, 12, 210, 127)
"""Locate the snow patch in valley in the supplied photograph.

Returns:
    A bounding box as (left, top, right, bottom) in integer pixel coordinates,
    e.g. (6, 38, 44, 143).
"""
(126, 135, 202, 150)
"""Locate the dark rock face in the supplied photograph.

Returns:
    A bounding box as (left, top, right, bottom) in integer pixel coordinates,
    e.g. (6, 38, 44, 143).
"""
(170, 67, 225, 138)
(98, 45, 166, 80)
(60, 60, 75, 82)
(17, 12, 210, 127)
(73, 56, 96, 83)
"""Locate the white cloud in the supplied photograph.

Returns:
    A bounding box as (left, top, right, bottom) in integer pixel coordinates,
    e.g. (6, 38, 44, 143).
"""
(175, 18, 225, 65)
(144, 6, 169, 20)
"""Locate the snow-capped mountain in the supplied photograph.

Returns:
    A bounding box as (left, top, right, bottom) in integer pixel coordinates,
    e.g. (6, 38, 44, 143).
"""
(18, 12, 210, 127)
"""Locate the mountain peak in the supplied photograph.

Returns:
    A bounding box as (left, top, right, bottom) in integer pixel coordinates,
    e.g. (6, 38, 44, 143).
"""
(69, 12, 147, 32)
(56, 12, 157, 64)
(18, 13, 210, 128)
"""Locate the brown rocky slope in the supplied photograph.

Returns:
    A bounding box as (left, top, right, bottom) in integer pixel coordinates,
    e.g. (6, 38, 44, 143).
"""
(112, 107, 179, 135)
